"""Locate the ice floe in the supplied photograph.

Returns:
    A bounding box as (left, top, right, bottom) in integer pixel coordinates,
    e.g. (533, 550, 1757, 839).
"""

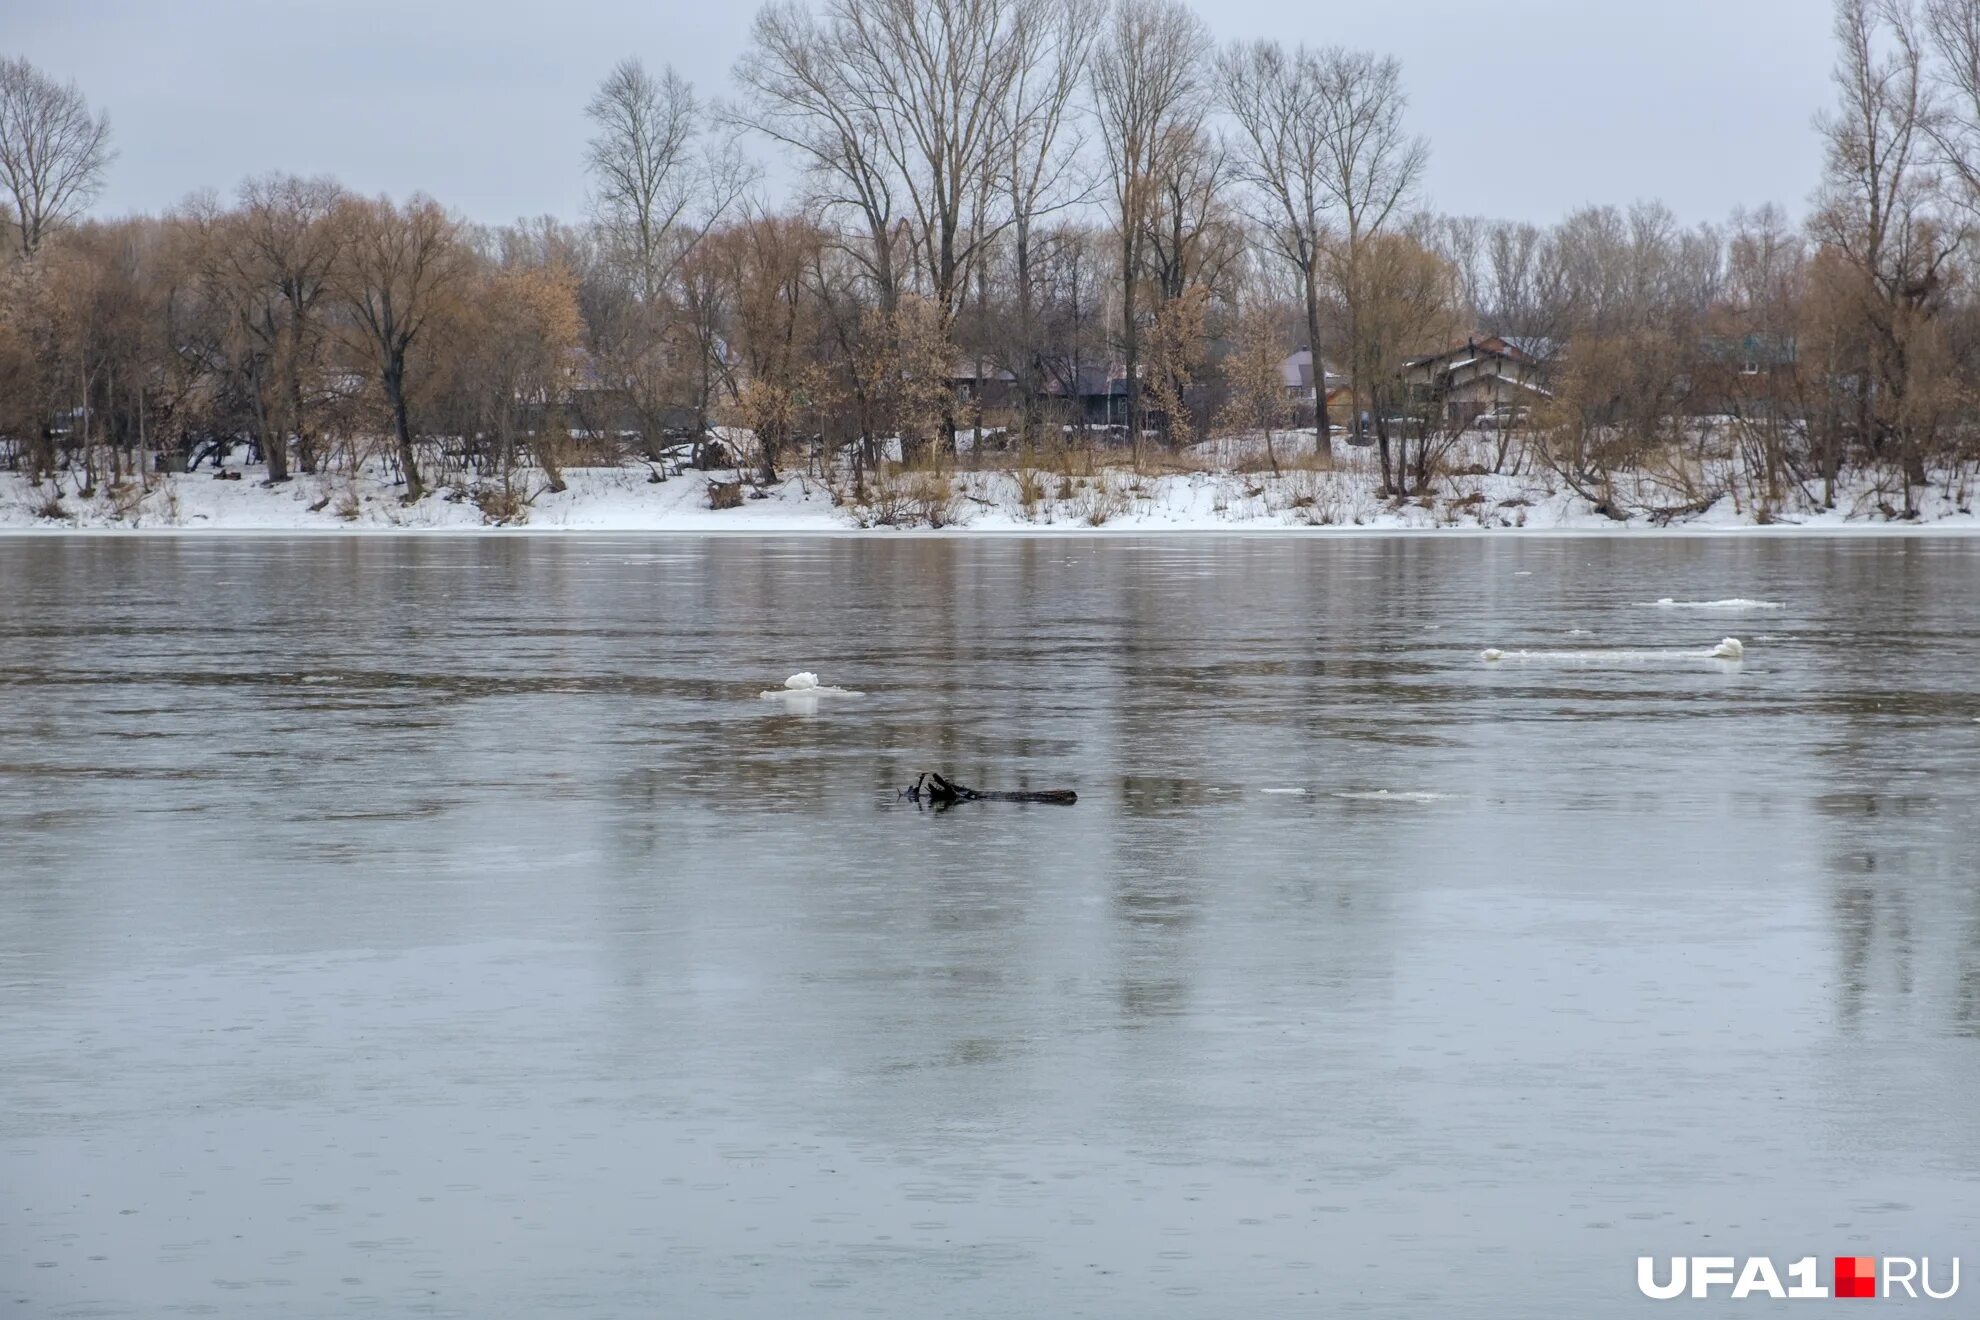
(760, 672, 862, 703)
(1481, 638, 1747, 664)
(1639, 598, 1784, 611)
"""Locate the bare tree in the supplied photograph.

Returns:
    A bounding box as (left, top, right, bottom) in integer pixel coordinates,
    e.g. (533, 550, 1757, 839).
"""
(735, 5, 900, 308)
(997, 0, 1103, 445)
(335, 195, 473, 501)
(0, 57, 114, 261)
(1813, 0, 1962, 507)
(1922, 0, 1980, 211)
(237, 174, 345, 479)
(586, 60, 738, 304)
(1218, 40, 1335, 431)
(1314, 50, 1426, 259)
(1482, 219, 1568, 346)
(1092, 0, 1211, 460)
(738, 0, 1034, 315)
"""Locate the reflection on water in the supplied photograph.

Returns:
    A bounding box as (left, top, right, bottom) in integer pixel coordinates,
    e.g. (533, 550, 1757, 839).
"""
(2, 534, 1978, 1318)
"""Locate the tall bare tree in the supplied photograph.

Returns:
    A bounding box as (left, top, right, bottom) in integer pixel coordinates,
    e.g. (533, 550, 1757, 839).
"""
(1922, 0, 1980, 210)
(0, 57, 114, 261)
(1813, 0, 1962, 507)
(1219, 40, 1336, 428)
(738, 0, 1035, 316)
(998, 0, 1102, 444)
(1092, 0, 1210, 459)
(586, 60, 732, 305)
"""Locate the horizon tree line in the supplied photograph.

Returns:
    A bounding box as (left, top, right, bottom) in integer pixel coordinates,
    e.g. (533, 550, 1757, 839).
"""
(1, 0, 1977, 519)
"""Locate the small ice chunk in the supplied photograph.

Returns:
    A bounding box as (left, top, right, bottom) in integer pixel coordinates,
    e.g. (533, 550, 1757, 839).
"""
(761, 671, 862, 702)
(1480, 648, 1505, 662)
(1710, 637, 1744, 660)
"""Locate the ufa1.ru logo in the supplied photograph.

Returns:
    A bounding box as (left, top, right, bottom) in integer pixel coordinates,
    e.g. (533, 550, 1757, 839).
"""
(1636, 1256, 1959, 1300)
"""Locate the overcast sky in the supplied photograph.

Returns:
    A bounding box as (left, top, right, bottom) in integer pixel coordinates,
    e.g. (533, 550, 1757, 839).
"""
(14, 0, 1836, 230)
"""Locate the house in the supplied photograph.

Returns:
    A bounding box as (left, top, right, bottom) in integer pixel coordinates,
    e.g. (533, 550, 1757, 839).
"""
(1691, 333, 1799, 415)
(1276, 348, 1352, 427)
(1276, 348, 1345, 400)
(1399, 336, 1553, 426)
(948, 360, 1018, 410)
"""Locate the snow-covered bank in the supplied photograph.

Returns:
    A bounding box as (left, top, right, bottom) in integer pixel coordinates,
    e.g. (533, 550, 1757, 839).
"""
(3, 453, 1976, 535)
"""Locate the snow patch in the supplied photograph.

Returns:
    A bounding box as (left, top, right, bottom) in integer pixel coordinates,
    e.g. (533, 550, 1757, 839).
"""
(7, 443, 1979, 535)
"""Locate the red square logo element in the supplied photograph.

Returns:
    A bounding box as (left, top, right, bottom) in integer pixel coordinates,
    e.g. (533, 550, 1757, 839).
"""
(1835, 1256, 1877, 1299)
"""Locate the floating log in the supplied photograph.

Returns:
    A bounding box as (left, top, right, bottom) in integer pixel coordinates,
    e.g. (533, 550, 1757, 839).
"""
(905, 771, 1077, 807)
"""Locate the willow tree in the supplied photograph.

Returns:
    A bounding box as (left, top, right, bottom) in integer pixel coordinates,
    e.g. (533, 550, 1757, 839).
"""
(335, 195, 472, 501)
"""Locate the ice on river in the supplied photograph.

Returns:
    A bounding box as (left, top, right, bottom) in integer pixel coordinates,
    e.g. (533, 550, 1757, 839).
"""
(761, 671, 862, 703)
(1638, 597, 1785, 610)
(1481, 637, 1745, 663)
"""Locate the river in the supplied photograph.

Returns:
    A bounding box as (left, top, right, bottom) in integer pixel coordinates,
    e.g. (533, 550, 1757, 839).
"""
(3, 534, 1977, 1316)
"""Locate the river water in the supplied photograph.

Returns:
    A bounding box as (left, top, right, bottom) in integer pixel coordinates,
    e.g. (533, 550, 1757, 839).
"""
(2, 533, 1978, 1317)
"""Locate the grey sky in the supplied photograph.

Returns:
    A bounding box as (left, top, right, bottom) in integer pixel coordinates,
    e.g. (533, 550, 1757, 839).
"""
(14, 0, 1836, 229)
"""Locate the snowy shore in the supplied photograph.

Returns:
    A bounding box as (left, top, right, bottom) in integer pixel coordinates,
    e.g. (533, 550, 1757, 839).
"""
(3, 452, 1975, 535)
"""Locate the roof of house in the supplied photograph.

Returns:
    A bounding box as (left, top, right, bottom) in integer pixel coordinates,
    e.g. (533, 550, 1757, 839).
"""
(1701, 333, 1799, 367)
(1278, 349, 1347, 391)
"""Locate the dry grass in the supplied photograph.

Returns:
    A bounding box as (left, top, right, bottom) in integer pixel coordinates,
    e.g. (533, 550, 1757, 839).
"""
(706, 479, 744, 511)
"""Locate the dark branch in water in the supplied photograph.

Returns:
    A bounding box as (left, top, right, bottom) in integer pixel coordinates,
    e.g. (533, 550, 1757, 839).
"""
(903, 772, 1077, 807)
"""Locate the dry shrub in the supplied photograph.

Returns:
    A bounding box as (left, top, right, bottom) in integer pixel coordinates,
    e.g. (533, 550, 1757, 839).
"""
(335, 490, 362, 522)
(107, 482, 146, 520)
(1046, 439, 1095, 481)
(707, 479, 744, 510)
(1014, 468, 1048, 520)
(473, 485, 528, 526)
(847, 469, 967, 528)
(1075, 475, 1133, 526)
(34, 492, 68, 521)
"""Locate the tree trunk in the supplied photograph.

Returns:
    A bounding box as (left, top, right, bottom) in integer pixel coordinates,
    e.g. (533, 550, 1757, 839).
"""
(1373, 388, 1395, 496)
(1122, 255, 1140, 468)
(287, 346, 316, 475)
(384, 356, 423, 500)
(1303, 259, 1327, 444)
(263, 420, 290, 483)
